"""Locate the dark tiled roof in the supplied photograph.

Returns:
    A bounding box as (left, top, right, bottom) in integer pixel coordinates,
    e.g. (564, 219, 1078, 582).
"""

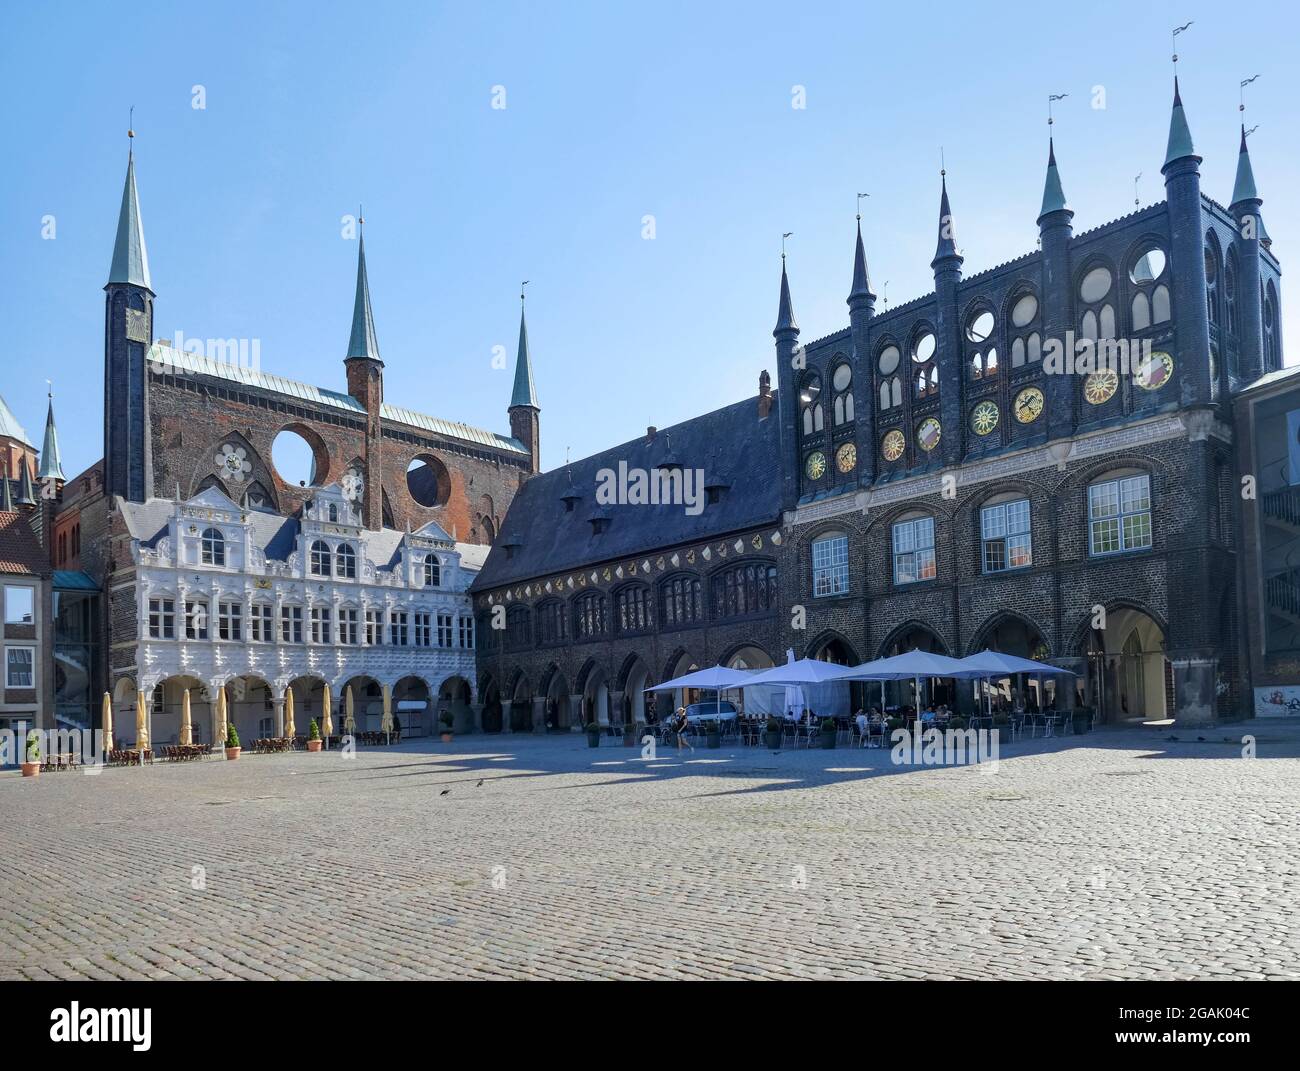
(472, 394, 782, 590)
(0, 511, 49, 577)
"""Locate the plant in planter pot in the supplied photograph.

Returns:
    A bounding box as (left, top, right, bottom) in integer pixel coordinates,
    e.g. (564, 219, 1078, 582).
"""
(584, 721, 601, 748)
(1071, 707, 1094, 734)
(306, 718, 323, 752)
(21, 728, 41, 777)
(992, 715, 1010, 742)
(623, 720, 639, 746)
(819, 717, 838, 749)
(764, 716, 784, 750)
(947, 716, 966, 731)
(439, 712, 454, 743)
(886, 716, 904, 734)
(705, 720, 721, 749)
(224, 722, 241, 760)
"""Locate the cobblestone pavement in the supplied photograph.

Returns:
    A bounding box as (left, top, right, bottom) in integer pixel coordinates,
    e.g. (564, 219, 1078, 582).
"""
(2, 722, 1299, 980)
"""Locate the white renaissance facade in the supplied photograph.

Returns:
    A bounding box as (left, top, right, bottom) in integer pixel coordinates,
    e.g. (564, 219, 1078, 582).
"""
(115, 484, 481, 745)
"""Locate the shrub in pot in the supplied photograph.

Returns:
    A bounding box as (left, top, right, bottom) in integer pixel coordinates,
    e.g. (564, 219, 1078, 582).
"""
(705, 721, 721, 749)
(585, 721, 601, 748)
(764, 716, 784, 750)
(819, 717, 837, 749)
(439, 712, 454, 742)
(886, 717, 904, 734)
(947, 716, 966, 731)
(1071, 707, 1093, 734)
(623, 721, 640, 745)
(225, 722, 241, 760)
(307, 718, 323, 752)
(21, 729, 41, 777)
(992, 716, 1010, 741)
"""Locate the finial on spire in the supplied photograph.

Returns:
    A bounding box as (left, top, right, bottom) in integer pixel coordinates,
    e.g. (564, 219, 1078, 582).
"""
(521, 279, 529, 304)
(127, 106, 134, 155)
(932, 166, 961, 266)
(856, 192, 869, 222)
(1047, 92, 1068, 127)
(781, 231, 792, 260)
(1171, 21, 1193, 68)
(1134, 171, 1142, 207)
(1239, 73, 1260, 115)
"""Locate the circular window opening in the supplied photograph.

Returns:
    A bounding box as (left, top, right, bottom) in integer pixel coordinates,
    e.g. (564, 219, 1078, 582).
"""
(912, 332, 936, 363)
(1079, 266, 1113, 304)
(1011, 294, 1038, 328)
(966, 310, 995, 343)
(406, 455, 451, 508)
(878, 345, 900, 375)
(799, 375, 821, 405)
(1131, 248, 1168, 285)
(831, 363, 852, 392)
(271, 427, 325, 488)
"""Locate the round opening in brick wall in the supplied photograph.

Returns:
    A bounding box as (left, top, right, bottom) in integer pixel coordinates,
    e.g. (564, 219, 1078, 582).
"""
(271, 426, 328, 488)
(407, 455, 451, 508)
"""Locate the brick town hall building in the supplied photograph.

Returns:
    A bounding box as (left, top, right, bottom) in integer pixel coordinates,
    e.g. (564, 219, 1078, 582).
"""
(470, 79, 1289, 731)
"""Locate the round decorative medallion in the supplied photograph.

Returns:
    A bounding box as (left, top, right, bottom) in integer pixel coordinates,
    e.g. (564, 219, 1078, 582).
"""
(881, 430, 905, 462)
(341, 467, 365, 503)
(1013, 386, 1045, 424)
(805, 451, 827, 480)
(916, 417, 942, 453)
(971, 400, 999, 436)
(215, 444, 251, 483)
(835, 442, 857, 474)
(1083, 369, 1119, 405)
(1133, 350, 1174, 391)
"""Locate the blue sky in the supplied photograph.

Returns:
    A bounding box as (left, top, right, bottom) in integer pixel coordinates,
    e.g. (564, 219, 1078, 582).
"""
(2, 0, 1295, 479)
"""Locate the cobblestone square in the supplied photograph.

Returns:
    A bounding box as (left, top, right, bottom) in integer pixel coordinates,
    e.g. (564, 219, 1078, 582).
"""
(2, 724, 1298, 980)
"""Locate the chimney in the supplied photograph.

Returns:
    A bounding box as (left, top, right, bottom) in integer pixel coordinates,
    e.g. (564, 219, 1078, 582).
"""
(757, 369, 773, 419)
(646, 426, 657, 442)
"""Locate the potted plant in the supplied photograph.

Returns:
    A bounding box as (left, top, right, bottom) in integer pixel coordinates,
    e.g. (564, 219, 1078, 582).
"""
(306, 718, 323, 752)
(1071, 707, 1093, 735)
(819, 716, 837, 749)
(763, 716, 784, 750)
(705, 720, 721, 749)
(585, 721, 601, 748)
(224, 722, 241, 761)
(623, 720, 639, 746)
(439, 711, 454, 743)
(886, 716, 904, 735)
(21, 729, 41, 777)
(947, 715, 966, 731)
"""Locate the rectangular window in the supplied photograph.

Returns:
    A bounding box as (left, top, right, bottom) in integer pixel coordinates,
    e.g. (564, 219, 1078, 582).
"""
(250, 603, 272, 642)
(437, 613, 453, 648)
(148, 597, 175, 640)
(185, 599, 209, 640)
(892, 517, 936, 585)
(1089, 475, 1152, 556)
(4, 585, 34, 625)
(338, 608, 359, 646)
(310, 606, 332, 644)
(811, 535, 849, 597)
(217, 601, 243, 641)
(414, 611, 432, 647)
(390, 611, 409, 647)
(365, 608, 382, 645)
(280, 605, 303, 644)
(458, 616, 474, 650)
(5, 646, 34, 688)
(981, 499, 1032, 573)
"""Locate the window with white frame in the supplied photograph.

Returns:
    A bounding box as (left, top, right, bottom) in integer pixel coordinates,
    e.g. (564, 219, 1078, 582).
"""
(437, 612, 453, 647)
(310, 606, 332, 644)
(201, 528, 225, 566)
(6, 645, 34, 688)
(1088, 474, 1152, 556)
(310, 540, 331, 577)
(424, 557, 441, 587)
(338, 608, 359, 645)
(218, 600, 243, 641)
(390, 610, 409, 647)
(365, 608, 383, 645)
(335, 543, 357, 579)
(981, 499, 1032, 573)
(892, 516, 937, 585)
(3, 585, 34, 625)
(811, 533, 849, 597)
(458, 616, 474, 649)
(414, 611, 432, 647)
(148, 597, 175, 639)
(280, 604, 303, 643)
(185, 598, 209, 640)
(250, 602, 272, 642)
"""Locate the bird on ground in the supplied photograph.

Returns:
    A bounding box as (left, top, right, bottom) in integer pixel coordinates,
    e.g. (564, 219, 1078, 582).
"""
(476, 779, 484, 787)
(440, 789, 450, 796)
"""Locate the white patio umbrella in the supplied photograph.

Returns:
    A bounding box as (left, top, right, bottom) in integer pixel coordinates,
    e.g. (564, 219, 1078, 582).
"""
(381, 684, 393, 742)
(284, 687, 296, 740)
(643, 665, 754, 723)
(830, 650, 987, 718)
(101, 692, 113, 750)
(321, 687, 333, 748)
(214, 686, 227, 753)
(957, 650, 1079, 720)
(180, 688, 193, 745)
(344, 686, 356, 735)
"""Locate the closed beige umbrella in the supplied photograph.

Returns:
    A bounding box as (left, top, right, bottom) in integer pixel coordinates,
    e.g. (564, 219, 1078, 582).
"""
(344, 686, 356, 735)
(381, 684, 393, 740)
(135, 689, 149, 757)
(321, 687, 334, 741)
(214, 685, 227, 751)
(101, 692, 113, 750)
(284, 687, 296, 740)
(180, 688, 193, 746)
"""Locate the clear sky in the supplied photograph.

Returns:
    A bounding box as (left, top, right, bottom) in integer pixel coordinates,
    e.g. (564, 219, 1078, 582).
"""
(2, 0, 1295, 480)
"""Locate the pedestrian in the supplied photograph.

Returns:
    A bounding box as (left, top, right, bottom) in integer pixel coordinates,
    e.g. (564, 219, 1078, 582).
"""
(672, 706, 693, 753)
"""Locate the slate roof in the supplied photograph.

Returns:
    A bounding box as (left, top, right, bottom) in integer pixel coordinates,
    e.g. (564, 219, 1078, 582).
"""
(0, 393, 33, 447)
(0, 511, 49, 577)
(471, 394, 782, 590)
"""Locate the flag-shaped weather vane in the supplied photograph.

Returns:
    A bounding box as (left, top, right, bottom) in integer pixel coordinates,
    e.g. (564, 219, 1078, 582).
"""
(1048, 93, 1068, 126)
(1171, 20, 1193, 66)
(781, 232, 792, 259)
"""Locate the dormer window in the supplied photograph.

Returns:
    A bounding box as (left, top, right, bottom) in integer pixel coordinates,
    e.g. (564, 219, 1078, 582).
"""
(561, 493, 581, 513)
(590, 516, 610, 535)
(424, 557, 441, 587)
(201, 528, 225, 567)
(705, 481, 729, 506)
(336, 543, 357, 579)
(328, 503, 339, 523)
(309, 540, 331, 577)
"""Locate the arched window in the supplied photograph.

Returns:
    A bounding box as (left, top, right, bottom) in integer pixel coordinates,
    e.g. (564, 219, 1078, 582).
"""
(1125, 247, 1169, 334)
(830, 361, 854, 424)
(615, 585, 654, 633)
(1264, 285, 1280, 371)
(799, 372, 824, 436)
(309, 540, 331, 576)
(660, 575, 703, 628)
(335, 543, 356, 579)
(811, 532, 849, 597)
(966, 308, 997, 381)
(328, 503, 339, 523)
(877, 345, 901, 411)
(1078, 263, 1117, 341)
(1224, 254, 1239, 337)
(505, 606, 531, 651)
(911, 330, 938, 398)
(1204, 242, 1220, 327)
(201, 528, 225, 567)
(892, 514, 936, 585)
(537, 599, 569, 645)
(424, 557, 441, 587)
(1088, 471, 1152, 556)
(710, 562, 778, 620)
(1007, 289, 1040, 368)
(573, 592, 608, 640)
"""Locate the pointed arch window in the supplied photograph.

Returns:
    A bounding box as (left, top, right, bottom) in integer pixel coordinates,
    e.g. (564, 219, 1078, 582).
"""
(710, 562, 778, 620)
(966, 309, 997, 381)
(1204, 243, 1220, 327)
(335, 543, 357, 579)
(537, 599, 569, 645)
(1078, 264, 1118, 342)
(660, 574, 703, 627)
(200, 528, 225, 567)
(911, 331, 938, 399)
(1224, 255, 1239, 337)
(830, 361, 854, 424)
(1264, 286, 1279, 371)
(309, 540, 331, 576)
(573, 591, 609, 640)
(615, 584, 654, 634)
(799, 372, 824, 436)
(1125, 248, 1169, 335)
(1007, 290, 1041, 368)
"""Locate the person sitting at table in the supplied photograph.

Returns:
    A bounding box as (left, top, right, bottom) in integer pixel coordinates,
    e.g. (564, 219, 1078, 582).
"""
(920, 705, 937, 724)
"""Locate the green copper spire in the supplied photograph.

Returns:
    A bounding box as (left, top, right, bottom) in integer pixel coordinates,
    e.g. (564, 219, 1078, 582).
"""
(1231, 124, 1259, 205)
(107, 150, 152, 290)
(510, 302, 538, 409)
(1039, 137, 1070, 218)
(346, 231, 382, 363)
(1163, 77, 1197, 169)
(37, 390, 64, 483)
(16, 458, 35, 507)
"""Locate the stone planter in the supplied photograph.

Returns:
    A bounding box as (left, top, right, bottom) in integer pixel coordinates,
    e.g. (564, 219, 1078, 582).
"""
(306, 739, 323, 752)
(20, 761, 39, 778)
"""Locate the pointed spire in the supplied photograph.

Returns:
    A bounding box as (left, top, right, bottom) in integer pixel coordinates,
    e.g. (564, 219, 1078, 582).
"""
(1231, 124, 1259, 206)
(848, 218, 874, 303)
(774, 258, 798, 336)
(37, 388, 64, 484)
(16, 459, 34, 507)
(345, 228, 382, 363)
(510, 294, 538, 409)
(932, 174, 961, 266)
(1, 472, 13, 512)
(107, 150, 152, 290)
(1039, 137, 1070, 218)
(1163, 77, 1198, 169)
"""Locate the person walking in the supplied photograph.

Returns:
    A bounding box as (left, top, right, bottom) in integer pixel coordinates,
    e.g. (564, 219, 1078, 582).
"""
(672, 706, 694, 753)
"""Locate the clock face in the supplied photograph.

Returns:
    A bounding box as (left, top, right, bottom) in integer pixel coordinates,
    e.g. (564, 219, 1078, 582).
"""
(1013, 386, 1044, 424)
(881, 429, 906, 462)
(835, 442, 857, 474)
(971, 400, 999, 436)
(1084, 369, 1119, 405)
(916, 418, 942, 453)
(805, 451, 827, 480)
(1134, 350, 1174, 391)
